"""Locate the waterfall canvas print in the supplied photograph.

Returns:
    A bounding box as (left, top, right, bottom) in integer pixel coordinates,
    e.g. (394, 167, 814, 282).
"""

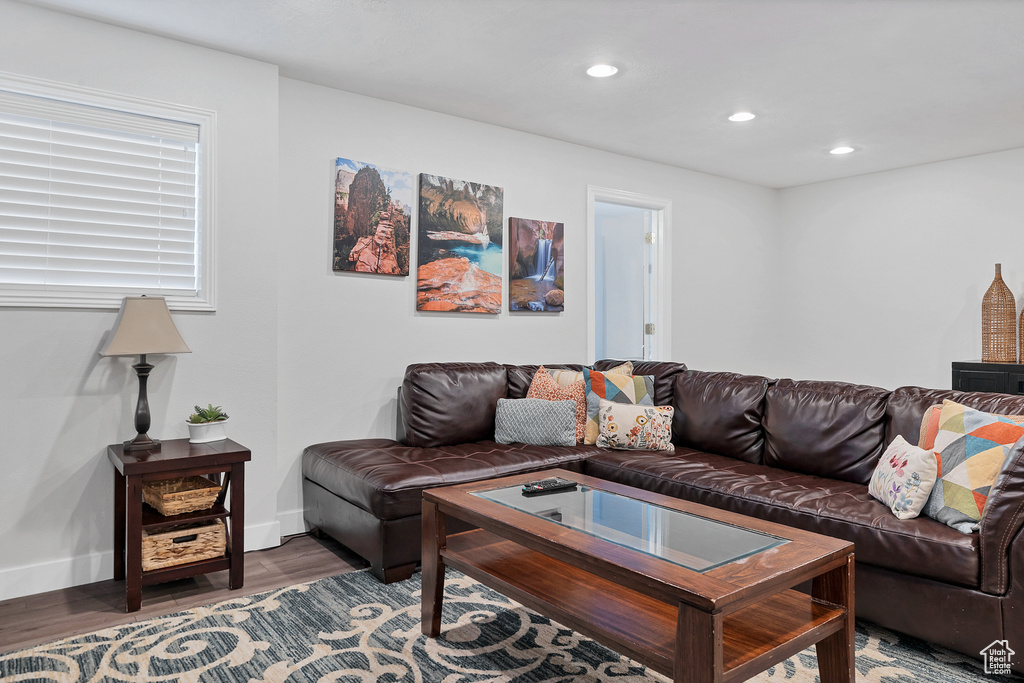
(333, 158, 413, 275)
(416, 174, 504, 313)
(509, 218, 564, 312)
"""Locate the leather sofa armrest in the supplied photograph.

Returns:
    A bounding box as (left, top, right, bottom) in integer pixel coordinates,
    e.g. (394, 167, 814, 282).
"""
(980, 445, 1024, 594)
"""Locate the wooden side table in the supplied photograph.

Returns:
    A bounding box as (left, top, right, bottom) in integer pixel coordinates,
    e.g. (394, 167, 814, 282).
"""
(108, 438, 251, 612)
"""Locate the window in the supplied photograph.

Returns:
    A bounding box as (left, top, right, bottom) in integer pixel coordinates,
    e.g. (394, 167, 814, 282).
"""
(0, 74, 215, 309)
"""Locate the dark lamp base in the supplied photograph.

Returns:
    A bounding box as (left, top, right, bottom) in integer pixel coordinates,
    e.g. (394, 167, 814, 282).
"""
(124, 435, 161, 452)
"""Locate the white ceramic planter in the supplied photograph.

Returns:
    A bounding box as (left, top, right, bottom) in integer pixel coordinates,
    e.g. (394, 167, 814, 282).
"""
(186, 418, 229, 444)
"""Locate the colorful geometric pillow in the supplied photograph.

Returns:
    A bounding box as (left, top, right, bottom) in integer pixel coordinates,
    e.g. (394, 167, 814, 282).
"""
(868, 435, 938, 519)
(547, 361, 632, 390)
(596, 399, 674, 452)
(494, 398, 576, 446)
(527, 366, 586, 442)
(923, 400, 1024, 533)
(919, 403, 1024, 450)
(583, 369, 655, 444)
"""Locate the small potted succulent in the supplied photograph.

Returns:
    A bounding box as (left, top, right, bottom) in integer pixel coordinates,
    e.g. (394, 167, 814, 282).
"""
(186, 404, 229, 444)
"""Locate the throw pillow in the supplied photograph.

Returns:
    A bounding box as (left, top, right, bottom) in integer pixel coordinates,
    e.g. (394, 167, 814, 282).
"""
(919, 403, 1024, 450)
(867, 435, 938, 519)
(917, 404, 943, 450)
(493, 398, 576, 446)
(583, 369, 656, 444)
(547, 361, 633, 390)
(527, 366, 586, 442)
(596, 399, 674, 452)
(547, 368, 584, 389)
(923, 400, 1024, 533)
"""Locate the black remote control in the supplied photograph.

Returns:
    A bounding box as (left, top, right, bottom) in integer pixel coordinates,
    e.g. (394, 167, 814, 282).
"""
(522, 477, 577, 495)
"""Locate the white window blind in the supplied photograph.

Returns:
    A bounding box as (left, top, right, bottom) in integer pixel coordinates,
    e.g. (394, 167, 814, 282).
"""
(0, 81, 213, 309)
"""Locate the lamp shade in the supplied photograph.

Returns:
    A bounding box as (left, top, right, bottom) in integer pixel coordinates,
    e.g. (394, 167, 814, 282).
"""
(100, 296, 191, 357)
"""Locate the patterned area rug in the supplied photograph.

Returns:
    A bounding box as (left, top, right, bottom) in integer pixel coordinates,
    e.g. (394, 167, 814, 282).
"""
(1, 569, 1018, 682)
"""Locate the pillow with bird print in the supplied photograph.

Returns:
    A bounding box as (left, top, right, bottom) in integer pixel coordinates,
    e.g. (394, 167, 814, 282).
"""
(596, 399, 674, 452)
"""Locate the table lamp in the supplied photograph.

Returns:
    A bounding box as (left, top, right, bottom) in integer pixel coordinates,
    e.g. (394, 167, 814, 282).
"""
(101, 296, 191, 451)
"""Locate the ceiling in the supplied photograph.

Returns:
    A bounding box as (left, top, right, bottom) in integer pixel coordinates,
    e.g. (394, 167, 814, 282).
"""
(15, 0, 1024, 188)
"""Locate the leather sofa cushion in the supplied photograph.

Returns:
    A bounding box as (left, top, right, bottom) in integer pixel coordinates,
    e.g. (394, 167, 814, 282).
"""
(885, 385, 1024, 447)
(401, 362, 508, 448)
(584, 448, 979, 588)
(672, 370, 771, 463)
(303, 438, 602, 520)
(763, 379, 889, 485)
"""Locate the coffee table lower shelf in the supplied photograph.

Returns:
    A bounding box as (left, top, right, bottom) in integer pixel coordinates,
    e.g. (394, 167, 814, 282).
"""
(441, 528, 847, 683)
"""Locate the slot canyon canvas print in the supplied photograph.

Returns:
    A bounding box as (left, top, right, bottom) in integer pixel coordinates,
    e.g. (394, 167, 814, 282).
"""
(416, 174, 504, 313)
(509, 218, 564, 312)
(333, 158, 413, 275)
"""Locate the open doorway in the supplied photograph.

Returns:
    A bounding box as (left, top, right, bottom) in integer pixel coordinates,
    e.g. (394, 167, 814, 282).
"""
(587, 187, 671, 363)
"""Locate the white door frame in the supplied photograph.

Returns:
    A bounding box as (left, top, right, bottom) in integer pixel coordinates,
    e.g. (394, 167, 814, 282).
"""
(587, 186, 672, 364)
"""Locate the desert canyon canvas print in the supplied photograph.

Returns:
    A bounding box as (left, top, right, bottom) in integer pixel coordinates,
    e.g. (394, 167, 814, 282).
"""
(416, 174, 504, 313)
(509, 218, 564, 312)
(333, 158, 412, 275)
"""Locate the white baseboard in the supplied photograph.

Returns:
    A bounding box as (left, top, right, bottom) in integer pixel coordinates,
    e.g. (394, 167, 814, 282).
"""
(276, 507, 310, 538)
(0, 549, 114, 602)
(0, 521, 283, 602)
(245, 519, 281, 552)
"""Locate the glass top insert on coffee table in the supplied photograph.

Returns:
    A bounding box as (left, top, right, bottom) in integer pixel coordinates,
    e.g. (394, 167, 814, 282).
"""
(474, 482, 787, 572)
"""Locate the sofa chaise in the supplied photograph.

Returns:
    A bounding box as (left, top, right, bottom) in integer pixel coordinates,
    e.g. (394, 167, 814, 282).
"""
(302, 360, 1024, 669)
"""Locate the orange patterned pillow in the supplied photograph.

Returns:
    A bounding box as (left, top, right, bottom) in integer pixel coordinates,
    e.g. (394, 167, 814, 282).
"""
(527, 366, 586, 443)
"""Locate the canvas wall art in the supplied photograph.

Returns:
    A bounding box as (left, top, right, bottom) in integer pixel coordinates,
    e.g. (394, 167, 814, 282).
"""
(416, 174, 504, 313)
(508, 218, 564, 312)
(333, 158, 413, 275)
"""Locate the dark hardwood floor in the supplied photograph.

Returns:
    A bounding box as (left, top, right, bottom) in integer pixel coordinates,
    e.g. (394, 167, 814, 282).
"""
(0, 533, 368, 655)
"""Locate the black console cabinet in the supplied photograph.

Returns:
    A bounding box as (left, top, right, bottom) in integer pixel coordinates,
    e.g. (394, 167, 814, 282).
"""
(952, 361, 1024, 396)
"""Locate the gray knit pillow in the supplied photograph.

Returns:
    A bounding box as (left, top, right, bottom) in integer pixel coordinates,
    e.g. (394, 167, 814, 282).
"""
(494, 398, 576, 446)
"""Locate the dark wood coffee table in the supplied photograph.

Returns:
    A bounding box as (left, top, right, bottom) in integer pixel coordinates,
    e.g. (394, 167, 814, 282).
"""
(422, 469, 854, 683)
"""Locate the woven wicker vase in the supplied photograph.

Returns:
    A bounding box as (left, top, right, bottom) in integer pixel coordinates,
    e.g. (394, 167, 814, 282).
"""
(982, 263, 1016, 363)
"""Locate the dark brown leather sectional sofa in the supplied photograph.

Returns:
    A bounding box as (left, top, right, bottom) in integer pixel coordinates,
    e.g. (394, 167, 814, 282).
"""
(303, 360, 1024, 669)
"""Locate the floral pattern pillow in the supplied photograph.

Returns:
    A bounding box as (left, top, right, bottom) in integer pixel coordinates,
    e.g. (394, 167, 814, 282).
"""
(868, 435, 938, 519)
(596, 399, 674, 452)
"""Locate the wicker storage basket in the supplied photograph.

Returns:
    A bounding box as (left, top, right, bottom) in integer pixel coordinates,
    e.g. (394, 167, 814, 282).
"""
(143, 476, 221, 516)
(142, 519, 225, 571)
(982, 263, 1017, 363)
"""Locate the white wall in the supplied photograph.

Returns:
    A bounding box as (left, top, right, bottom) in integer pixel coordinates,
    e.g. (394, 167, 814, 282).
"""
(0, 2, 281, 600)
(19, 0, 1007, 603)
(274, 77, 778, 529)
(772, 148, 1024, 390)
(0, 4, 778, 599)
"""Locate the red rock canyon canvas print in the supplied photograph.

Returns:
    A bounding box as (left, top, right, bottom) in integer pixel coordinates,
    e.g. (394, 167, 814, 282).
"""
(333, 158, 413, 275)
(508, 218, 564, 312)
(416, 174, 504, 313)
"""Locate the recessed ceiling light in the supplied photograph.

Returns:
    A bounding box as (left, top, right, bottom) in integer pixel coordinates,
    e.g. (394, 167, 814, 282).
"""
(728, 112, 756, 122)
(586, 64, 618, 78)
(830, 146, 855, 155)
